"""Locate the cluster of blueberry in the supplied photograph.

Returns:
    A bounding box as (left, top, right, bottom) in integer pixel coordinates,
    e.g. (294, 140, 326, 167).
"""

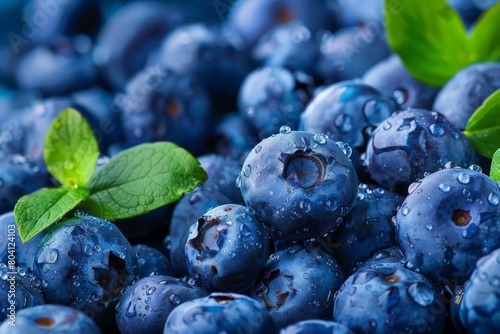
(1, 0, 500, 333)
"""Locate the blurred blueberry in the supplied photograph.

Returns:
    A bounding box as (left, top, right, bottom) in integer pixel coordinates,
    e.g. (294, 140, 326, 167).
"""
(363, 55, 440, 109)
(133, 244, 173, 278)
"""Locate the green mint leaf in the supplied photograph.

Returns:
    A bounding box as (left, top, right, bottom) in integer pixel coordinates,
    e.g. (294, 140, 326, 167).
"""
(14, 187, 89, 243)
(469, 3, 500, 62)
(464, 89, 500, 158)
(491, 148, 500, 181)
(385, 0, 472, 87)
(44, 108, 100, 187)
(80, 142, 208, 220)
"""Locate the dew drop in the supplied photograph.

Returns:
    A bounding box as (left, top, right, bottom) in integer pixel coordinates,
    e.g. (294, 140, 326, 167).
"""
(125, 302, 137, 318)
(169, 294, 182, 305)
(279, 125, 291, 134)
(299, 199, 311, 213)
(457, 173, 470, 184)
(45, 249, 59, 264)
(425, 224, 433, 231)
(429, 124, 444, 136)
(438, 183, 451, 192)
(408, 282, 434, 307)
(313, 133, 328, 145)
(146, 287, 156, 295)
(488, 193, 499, 205)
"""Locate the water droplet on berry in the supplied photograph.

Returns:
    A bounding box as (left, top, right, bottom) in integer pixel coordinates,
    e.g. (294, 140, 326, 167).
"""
(279, 125, 291, 134)
(169, 294, 182, 305)
(488, 193, 499, 205)
(313, 133, 327, 145)
(457, 173, 470, 184)
(408, 282, 434, 306)
(429, 124, 444, 136)
(45, 249, 59, 264)
(125, 302, 136, 318)
(146, 287, 156, 295)
(462, 224, 479, 239)
(425, 224, 433, 231)
(438, 183, 451, 192)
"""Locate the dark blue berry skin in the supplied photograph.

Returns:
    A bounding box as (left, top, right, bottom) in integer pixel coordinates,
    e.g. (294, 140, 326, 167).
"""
(299, 81, 399, 149)
(0, 264, 45, 322)
(0, 304, 102, 334)
(209, 111, 259, 162)
(33, 216, 139, 327)
(459, 248, 500, 333)
(356, 246, 406, 271)
(363, 55, 440, 109)
(166, 187, 231, 277)
(226, 0, 329, 48)
(238, 129, 358, 242)
(334, 262, 446, 334)
(115, 66, 212, 155)
(0, 155, 49, 214)
(279, 320, 354, 334)
(92, 1, 187, 91)
(252, 244, 344, 329)
(238, 67, 314, 140)
(253, 21, 319, 75)
(315, 26, 391, 83)
(315, 183, 404, 275)
(327, 0, 384, 27)
(432, 62, 500, 131)
(133, 244, 173, 278)
(185, 204, 270, 292)
(364, 108, 476, 192)
(72, 86, 124, 151)
(23, 0, 102, 43)
(396, 166, 500, 285)
(15, 35, 99, 96)
(164, 292, 277, 334)
(197, 154, 244, 204)
(157, 23, 254, 99)
(116, 275, 208, 334)
(0, 212, 47, 272)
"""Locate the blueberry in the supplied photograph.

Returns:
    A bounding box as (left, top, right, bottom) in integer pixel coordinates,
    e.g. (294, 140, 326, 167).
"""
(227, 0, 329, 48)
(238, 67, 313, 140)
(0, 264, 45, 322)
(197, 154, 244, 204)
(133, 244, 173, 278)
(238, 129, 358, 241)
(314, 183, 404, 275)
(432, 62, 500, 130)
(252, 244, 344, 329)
(33, 215, 138, 327)
(459, 248, 500, 333)
(355, 246, 406, 272)
(115, 65, 212, 154)
(334, 262, 446, 333)
(0, 155, 49, 214)
(165, 187, 231, 277)
(363, 108, 476, 192)
(0, 211, 47, 272)
(164, 292, 276, 334)
(208, 111, 259, 162)
(253, 21, 319, 74)
(315, 26, 391, 82)
(0, 304, 102, 334)
(185, 204, 270, 292)
(327, 0, 384, 27)
(299, 80, 399, 149)
(116, 275, 208, 334)
(157, 23, 253, 101)
(15, 35, 98, 96)
(23, 0, 102, 42)
(396, 165, 500, 285)
(93, 1, 188, 91)
(363, 55, 440, 109)
(279, 319, 353, 334)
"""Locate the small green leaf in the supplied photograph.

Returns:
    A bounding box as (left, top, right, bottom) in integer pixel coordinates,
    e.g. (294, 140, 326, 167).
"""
(14, 187, 89, 243)
(44, 108, 99, 187)
(385, 0, 472, 87)
(464, 89, 500, 158)
(491, 148, 500, 181)
(81, 142, 208, 220)
(469, 2, 500, 62)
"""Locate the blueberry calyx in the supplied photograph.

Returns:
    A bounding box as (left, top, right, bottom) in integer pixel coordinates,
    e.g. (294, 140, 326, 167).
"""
(34, 317, 56, 327)
(453, 209, 471, 226)
(92, 251, 129, 302)
(255, 269, 297, 310)
(188, 217, 226, 253)
(281, 150, 326, 189)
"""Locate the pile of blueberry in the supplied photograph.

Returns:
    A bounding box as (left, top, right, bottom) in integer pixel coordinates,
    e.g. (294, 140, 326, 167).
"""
(1, 0, 500, 333)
